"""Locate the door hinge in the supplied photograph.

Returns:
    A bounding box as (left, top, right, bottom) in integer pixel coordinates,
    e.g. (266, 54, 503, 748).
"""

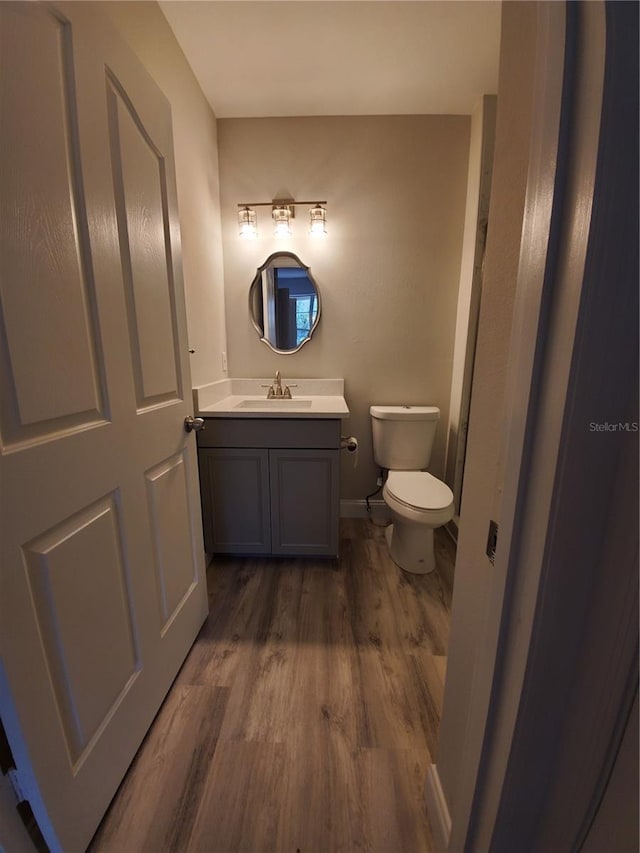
(0, 715, 25, 805)
(486, 519, 498, 564)
(1, 726, 50, 852)
(7, 766, 27, 803)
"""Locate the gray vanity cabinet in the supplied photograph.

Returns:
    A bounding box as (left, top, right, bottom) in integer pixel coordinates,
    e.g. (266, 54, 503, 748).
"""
(198, 447, 271, 554)
(197, 418, 340, 557)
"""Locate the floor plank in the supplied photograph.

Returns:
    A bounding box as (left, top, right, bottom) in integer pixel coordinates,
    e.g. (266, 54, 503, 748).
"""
(188, 741, 286, 853)
(91, 685, 229, 853)
(90, 518, 454, 853)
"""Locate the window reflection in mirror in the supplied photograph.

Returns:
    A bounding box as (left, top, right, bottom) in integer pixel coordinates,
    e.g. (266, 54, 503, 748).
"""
(249, 252, 321, 354)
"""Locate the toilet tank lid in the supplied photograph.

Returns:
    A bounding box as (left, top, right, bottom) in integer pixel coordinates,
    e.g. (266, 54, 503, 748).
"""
(370, 405, 440, 421)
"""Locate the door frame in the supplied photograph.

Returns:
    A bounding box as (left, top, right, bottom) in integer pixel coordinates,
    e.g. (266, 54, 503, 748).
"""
(443, 3, 570, 844)
(441, 1, 638, 849)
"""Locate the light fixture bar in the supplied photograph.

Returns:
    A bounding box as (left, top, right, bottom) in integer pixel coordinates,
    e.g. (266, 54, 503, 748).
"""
(237, 200, 327, 208)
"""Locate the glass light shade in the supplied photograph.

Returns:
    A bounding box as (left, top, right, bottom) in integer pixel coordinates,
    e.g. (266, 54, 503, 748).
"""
(309, 204, 327, 236)
(272, 206, 292, 237)
(238, 206, 258, 238)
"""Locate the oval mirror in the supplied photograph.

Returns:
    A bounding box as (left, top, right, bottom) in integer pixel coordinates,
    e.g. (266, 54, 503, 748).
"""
(249, 251, 321, 354)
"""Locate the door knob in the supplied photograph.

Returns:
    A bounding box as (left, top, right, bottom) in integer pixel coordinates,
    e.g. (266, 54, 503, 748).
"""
(184, 416, 205, 433)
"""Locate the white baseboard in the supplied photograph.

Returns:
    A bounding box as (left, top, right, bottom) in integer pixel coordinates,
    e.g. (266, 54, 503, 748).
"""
(340, 499, 387, 518)
(424, 764, 451, 853)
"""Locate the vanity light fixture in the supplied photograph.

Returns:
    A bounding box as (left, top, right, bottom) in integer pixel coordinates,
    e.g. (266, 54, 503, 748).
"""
(237, 199, 327, 238)
(309, 204, 327, 236)
(272, 205, 292, 237)
(238, 206, 258, 238)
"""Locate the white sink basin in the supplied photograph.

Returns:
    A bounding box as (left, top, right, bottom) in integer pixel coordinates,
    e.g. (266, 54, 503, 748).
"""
(235, 399, 313, 410)
(193, 379, 349, 419)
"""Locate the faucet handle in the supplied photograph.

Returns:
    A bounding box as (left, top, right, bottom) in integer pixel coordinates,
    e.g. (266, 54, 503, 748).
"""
(283, 384, 297, 399)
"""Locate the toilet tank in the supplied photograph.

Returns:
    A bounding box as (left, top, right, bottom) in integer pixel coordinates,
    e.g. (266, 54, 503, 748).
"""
(370, 405, 440, 470)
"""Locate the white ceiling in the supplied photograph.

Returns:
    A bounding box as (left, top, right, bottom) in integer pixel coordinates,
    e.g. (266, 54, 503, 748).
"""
(159, 1, 501, 118)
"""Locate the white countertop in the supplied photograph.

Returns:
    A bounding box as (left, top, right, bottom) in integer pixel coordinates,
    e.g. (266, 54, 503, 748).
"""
(193, 378, 349, 419)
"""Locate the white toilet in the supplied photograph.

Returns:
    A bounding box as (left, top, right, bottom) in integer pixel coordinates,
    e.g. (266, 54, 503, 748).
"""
(370, 405, 454, 574)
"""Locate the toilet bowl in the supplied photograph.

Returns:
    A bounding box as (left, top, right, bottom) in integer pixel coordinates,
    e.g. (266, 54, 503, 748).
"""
(382, 470, 454, 574)
(370, 404, 453, 574)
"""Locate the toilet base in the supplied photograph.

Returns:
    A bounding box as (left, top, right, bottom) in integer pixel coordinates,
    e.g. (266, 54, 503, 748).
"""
(384, 521, 436, 574)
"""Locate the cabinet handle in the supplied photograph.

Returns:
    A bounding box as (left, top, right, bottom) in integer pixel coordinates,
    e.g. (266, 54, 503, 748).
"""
(184, 416, 205, 433)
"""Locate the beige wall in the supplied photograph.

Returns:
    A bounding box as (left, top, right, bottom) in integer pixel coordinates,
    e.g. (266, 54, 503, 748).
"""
(437, 1, 539, 816)
(98, 1, 227, 389)
(217, 116, 470, 498)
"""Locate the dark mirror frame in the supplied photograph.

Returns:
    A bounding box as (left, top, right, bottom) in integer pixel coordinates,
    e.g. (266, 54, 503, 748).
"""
(248, 251, 322, 354)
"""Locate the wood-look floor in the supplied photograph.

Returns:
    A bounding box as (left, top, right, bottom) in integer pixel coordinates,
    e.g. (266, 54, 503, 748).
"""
(90, 519, 455, 853)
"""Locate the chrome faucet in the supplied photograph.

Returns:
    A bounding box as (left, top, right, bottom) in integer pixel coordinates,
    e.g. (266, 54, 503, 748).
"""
(261, 370, 296, 399)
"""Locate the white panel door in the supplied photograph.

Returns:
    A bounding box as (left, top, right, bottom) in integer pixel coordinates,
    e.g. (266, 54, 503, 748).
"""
(0, 3, 208, 850)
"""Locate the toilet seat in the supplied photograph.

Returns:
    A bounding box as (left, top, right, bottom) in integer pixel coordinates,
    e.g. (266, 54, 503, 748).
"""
(385, 470, 453, 512)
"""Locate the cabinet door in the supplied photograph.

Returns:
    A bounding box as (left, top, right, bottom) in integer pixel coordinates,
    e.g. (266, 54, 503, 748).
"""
(270, 449, 340, 556)
(199, 449, 271, 554)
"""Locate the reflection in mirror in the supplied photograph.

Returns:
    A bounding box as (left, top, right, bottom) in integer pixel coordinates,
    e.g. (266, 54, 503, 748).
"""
(249, 252, 321, 354)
